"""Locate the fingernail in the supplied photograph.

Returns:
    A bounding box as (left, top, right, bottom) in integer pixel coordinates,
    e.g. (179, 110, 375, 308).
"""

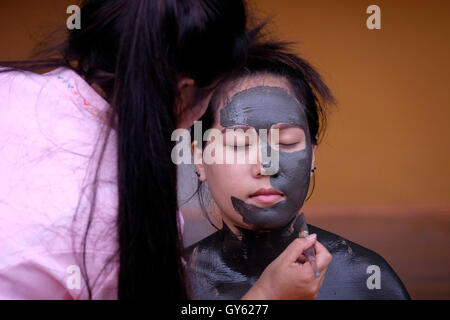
(306, 233, 316, 241)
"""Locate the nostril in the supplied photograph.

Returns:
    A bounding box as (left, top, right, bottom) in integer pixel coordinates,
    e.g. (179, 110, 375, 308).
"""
(262, 161, 271, 168)
(261, 164, 280, 176)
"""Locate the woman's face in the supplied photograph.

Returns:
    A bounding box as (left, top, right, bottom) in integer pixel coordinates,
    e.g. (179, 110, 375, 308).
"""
(194, 74, 316, 233)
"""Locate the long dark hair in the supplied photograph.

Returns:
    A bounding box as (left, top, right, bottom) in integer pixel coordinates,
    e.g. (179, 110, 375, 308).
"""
(192, 41, 336, 229)
(0, 0, 257, 299)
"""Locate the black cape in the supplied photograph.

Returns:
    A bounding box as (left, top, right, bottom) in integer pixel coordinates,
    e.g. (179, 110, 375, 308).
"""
(185, 223, 410, 300)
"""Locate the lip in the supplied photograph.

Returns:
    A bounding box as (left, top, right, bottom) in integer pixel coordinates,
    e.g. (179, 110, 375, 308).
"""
(249, 188, 284, 205)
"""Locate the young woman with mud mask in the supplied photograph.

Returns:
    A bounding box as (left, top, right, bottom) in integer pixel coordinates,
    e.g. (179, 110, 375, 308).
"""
(187, 42, 411, 299)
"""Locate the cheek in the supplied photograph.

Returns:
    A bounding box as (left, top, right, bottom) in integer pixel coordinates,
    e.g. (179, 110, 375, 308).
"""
(205, 163, 249, 196)
(205, 164, 252, 226)
(272, 150, 312, 200)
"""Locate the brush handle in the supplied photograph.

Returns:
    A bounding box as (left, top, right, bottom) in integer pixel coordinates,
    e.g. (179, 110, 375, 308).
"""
(304, 246, 321, 278)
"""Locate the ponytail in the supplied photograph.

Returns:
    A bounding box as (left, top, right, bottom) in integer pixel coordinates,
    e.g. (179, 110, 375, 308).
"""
(113, 0, 184, 299)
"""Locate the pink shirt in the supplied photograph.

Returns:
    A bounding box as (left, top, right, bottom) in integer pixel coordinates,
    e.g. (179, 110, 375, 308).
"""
(0, 67, 184, 299)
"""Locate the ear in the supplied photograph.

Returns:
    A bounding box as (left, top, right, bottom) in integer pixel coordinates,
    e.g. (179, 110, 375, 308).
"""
(175, 78, 196, 128)
(178, 78, 195, 97)
(311, 144, 317, 178)
(192, 140, 207, 182)
(176, 78, 196, 111)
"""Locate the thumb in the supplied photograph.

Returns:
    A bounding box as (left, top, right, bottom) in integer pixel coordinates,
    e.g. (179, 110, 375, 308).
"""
(281, 234, 317, 263)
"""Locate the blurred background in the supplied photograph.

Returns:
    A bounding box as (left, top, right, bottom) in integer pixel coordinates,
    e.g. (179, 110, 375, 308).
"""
(1, 0, 449, 299)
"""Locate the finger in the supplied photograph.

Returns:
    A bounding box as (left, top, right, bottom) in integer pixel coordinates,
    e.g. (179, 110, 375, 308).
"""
(316, 256, 329, 290)
(280, 234, 317, 263)
(318, 268, 327, 289)
(295, 256, 321, 282)
(313, 240, 333, 272)
(296, 253, 307, 264)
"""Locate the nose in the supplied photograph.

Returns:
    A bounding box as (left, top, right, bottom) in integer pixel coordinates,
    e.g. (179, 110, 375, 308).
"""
(251, 137, 279, 177)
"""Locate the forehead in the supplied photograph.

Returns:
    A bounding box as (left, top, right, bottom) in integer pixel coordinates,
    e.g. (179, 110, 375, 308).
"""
(221, 74, 295, 100)
(218, 75, 308, 130)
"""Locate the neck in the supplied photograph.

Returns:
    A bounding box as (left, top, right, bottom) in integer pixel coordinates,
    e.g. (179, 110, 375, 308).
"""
(220, 214, 306, 276)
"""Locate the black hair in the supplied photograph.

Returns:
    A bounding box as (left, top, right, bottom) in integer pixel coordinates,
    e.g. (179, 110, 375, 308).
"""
(192, 41, 336, 229)
(0, 0, 259, 300)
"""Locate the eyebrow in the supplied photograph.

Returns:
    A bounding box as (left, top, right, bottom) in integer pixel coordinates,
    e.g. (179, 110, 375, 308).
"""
(271, 123, 302, 130)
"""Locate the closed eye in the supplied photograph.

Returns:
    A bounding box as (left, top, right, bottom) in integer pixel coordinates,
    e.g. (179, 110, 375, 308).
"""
(280, 143, 299, 148)
(269, 124, 306, 152)
(230, 144, 249, 151)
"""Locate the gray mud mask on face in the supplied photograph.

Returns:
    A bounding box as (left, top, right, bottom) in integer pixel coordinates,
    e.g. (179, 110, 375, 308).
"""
(220, 86, 313, 230)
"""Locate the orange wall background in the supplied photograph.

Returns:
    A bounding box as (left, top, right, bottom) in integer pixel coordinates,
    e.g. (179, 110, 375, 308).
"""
(252, 0, 450, 210)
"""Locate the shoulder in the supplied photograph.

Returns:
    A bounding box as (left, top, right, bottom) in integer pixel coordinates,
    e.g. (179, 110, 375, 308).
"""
(0, 67, 70, 105)
(0, 67, 47, 90)
(309, 224, 395, 270)
(309, 224, 411, 300)
(0, 67, 109, 120)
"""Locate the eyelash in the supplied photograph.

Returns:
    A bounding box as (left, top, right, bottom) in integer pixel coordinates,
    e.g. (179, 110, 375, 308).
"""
(280, 143, 298, 148)
(232, 145, 248, 151)
(229, 143, 298, 150)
